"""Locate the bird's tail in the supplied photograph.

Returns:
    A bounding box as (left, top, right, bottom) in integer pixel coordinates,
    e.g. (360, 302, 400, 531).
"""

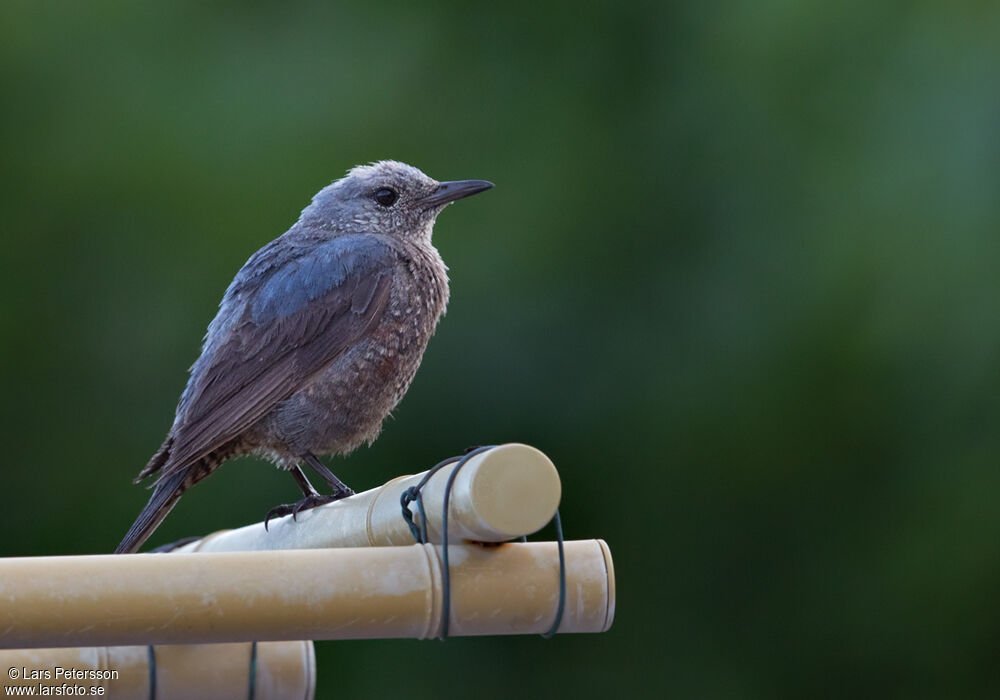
(135, 434, 173, 483)
(114, 469, 190, 554)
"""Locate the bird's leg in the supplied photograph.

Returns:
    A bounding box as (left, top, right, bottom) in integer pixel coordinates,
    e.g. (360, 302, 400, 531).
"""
(264, 459, 355, 530)
(290, 465, 321, 497)
(303, 452, 355, 500)
(265, 465, 338, 530)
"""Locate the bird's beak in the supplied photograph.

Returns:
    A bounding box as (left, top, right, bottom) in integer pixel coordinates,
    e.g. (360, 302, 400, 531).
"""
(420, 179, 494, 208)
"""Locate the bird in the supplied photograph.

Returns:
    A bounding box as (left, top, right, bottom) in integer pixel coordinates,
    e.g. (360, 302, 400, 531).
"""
(115, 160, 493, 554)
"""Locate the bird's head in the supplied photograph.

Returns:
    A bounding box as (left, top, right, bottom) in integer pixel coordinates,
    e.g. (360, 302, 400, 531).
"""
(301, 160, 493, 241)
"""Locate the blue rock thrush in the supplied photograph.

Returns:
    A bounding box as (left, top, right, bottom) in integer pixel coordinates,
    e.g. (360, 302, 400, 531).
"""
(115, 161, 492, 553)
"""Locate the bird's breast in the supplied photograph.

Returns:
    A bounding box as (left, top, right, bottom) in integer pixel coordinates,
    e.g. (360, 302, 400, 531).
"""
(264, 251, 449, 457)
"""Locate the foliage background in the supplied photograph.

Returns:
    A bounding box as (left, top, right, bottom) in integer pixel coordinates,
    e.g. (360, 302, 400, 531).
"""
(2, 2, 999, 697)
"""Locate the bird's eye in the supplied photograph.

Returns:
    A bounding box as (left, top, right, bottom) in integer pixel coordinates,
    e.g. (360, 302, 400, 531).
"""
(373, 188, 398, 207)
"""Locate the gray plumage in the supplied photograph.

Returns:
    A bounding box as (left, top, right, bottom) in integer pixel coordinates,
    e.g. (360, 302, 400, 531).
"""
(116, 161, 492, 554)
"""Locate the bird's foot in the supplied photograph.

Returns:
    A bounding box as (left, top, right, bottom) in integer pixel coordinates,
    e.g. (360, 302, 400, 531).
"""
(264, 490, 354, 531)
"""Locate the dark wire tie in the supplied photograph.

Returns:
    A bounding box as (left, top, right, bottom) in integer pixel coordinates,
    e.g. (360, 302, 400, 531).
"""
(400, 445, 567, 639)
(247, 641, 258, 700)
(146, 645, 156, 700)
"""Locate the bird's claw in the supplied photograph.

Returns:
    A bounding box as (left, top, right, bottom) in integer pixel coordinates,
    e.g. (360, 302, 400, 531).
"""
(263, 492, 351, 531)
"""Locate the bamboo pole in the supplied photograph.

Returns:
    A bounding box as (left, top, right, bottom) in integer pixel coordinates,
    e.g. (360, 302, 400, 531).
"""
(0, 541, 614, 649)
(0, 642, 314, 700)
(175, 443, 561, 553)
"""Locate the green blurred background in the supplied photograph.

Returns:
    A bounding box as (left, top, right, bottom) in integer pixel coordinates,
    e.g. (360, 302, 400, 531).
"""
(2, 1, 1000, 697)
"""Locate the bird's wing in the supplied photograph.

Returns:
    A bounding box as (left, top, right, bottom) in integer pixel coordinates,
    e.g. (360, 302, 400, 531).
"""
(158, 235, 396, 479)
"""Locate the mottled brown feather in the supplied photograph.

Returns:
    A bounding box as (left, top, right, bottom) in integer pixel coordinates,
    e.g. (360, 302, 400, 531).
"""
(159, 268, 392, 481)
